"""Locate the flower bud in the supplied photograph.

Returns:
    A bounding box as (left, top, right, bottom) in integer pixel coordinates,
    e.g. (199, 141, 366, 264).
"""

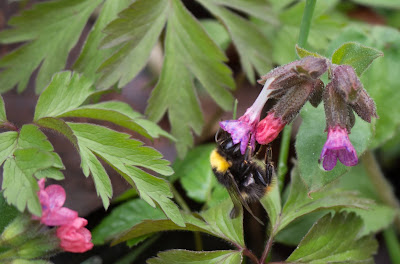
(332, 65, 362, 103)
(256, 112, 286, 145)
(1, 215, 41, 247)
(350, 89, 378, 123)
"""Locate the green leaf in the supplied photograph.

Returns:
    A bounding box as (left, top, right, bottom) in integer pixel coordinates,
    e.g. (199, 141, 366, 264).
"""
(146, 0, 234, 157)
(73, 0, 132, 82)
(287, 212, 378, 263)
(147, 250, 242, 264)
(199, 0, 272, 82)
(277, 164, 373, 234)
(92, 198, 165, 245)
(200, 19, 231, 51)
(173, 144, 215, 202)
(295, 104, 371, 192)
(0, 192, 18, 234)
(0, 132, 18, 166)
(260, 178, 281, 232)
(350, 0, 400, 9)
(331, 42, 383, 76)
(296, 45, 324, 59)
(35, 117, 78, 148)
(0, 95, 7, 124)
(68, 123, 182, 225)
(34, 71, 94, 121)
(96, 0, 169, 89)
(0, 0, 101, 93)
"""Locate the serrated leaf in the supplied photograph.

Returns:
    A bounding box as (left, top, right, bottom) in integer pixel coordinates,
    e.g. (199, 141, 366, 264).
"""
(287, 212, 378, 263)
(201, 19, 231, 51)
(146, 0, 234, 157)
(0, 132, 18, 166)
(173, 144, 215, 202)
(73, 0, 132, 82)
(96, 0, 169, 89)
(147, 250, 242, 264)
(260, 178, 281, 232)
(295, 104, 371, 192)
(35, 167, 64, 180)
(92, 198, 165, 245)
(277, 164, 373, 234)
(34, 71, 94, 121)
(296, 45, 324, 59)
(67, 123, 182, 225)
(35, 117, 78, 148)
(0, 0, 101, 93)
(199, 0, 272, 82)
(0, 95, 7, 124)
(331, 42, 383, 76)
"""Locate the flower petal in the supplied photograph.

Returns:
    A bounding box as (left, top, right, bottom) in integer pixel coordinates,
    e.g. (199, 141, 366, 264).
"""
(220, 120, 252, 154)
(41, 207, 78, 226)
(45, 185, 66, 209)
(321, 149, 338, 171)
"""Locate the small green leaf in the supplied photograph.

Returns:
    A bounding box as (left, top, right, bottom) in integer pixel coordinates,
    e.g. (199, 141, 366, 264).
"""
(331, 42, 383, 76)
(0, 0, 102, 93)
(173, 144, 215, 202)
(296, 44, 323, 59)
(147, 250, 242, 264)
(73, 0, 132, 82)
(34, 71, 94, 121)
(277, 164, 373, 234)
(35, 117, 78, 148)
(287, 212, 378, 263)
(260, 178, 281, 232)
(0, 132, 18, 166)
(97, 0, 169, 89)
(295, 104, 371, 192)
(199, 0, 272, 82)
(92, 198, 165, 245)
(35, 167, 64, 180)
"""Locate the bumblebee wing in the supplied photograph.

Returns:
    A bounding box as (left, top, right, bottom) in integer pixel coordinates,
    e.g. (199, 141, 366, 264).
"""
(226, 170, 264, 225)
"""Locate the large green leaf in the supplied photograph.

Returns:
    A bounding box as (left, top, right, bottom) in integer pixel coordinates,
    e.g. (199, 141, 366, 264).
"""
(146, 0, 234, 157)
(277, 164, 373, 234)
(295, 104, 371, 192)
(0, 0, 101, 93)
(96, 0, 169, 90)
(73, 0, 132, 82)
(68, 123, 182, 225)
(173, 144, 215, 202)
(331, 42, 383, 76)
(287, 213, 378, 263)
(199, 0, 272, 82)
(92, 198, 165, 245)
(147, 250, 242, 264)
(260, 178, 281, 233)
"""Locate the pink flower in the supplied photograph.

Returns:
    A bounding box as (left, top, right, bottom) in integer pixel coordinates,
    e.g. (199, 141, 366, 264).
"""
(56, 217, 93, 253)
(319, 126, 358, 171)
(220, 78, 275, 154)
(256, 112, 286, 145)
(33, 179, 78, 226)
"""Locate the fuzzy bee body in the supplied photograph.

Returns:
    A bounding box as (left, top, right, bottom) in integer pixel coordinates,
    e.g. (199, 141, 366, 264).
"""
(210, 131, 274, 224)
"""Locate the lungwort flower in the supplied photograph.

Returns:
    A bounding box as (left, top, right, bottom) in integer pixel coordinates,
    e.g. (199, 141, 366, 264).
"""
(56, 217, 94, 253)
(33, 179, 78, 226)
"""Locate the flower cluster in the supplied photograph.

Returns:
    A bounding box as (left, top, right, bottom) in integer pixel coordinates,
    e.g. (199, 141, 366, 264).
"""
(33, 179, 93, 253)
(219, 57, 377, 170)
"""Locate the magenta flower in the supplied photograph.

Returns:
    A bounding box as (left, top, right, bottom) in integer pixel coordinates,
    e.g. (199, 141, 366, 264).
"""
(33, 179, 78, 226)
(220, 78, 275, 154)
(319, 126, 358, 171)
(56, 217, 93, 253)
(256, 112, 286, 145)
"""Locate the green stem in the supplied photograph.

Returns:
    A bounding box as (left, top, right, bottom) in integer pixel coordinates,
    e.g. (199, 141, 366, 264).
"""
(361, 150, 400, 231)
(383, 226, 400, 264)
(114, 235, 160, 264)
(277, 0, 316, 190)
(170, 185, 203, 251)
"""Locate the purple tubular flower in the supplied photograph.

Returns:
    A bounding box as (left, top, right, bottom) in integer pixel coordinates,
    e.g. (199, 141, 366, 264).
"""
(220, 78, 275, 154)
(320, 126, 358, 171)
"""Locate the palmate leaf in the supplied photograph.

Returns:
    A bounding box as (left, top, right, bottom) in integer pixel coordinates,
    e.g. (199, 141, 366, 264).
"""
(287, 213, 378, 264)
(146, 0, 234, 157)
(147, 250, 242, 264)
(198, 0, 272, 82)
(0, 0, 102, 93)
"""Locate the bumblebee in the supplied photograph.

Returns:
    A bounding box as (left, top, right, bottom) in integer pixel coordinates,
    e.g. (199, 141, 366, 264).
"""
(210, 130, 275, 225)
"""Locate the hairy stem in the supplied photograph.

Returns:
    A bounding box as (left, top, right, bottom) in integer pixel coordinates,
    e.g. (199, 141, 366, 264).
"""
(383, 226, 400, 264)
(361, 150, 400, 231)
(171, 185, 203, 251)
(277, 0, 316, 191)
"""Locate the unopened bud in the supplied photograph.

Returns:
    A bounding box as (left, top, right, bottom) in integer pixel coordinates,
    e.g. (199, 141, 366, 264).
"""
(332, 65, 362, 103)
(350, 89, 378, 122)
(256, 112, 286, 145)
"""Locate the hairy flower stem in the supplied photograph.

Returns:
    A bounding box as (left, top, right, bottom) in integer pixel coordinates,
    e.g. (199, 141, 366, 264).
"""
(277, 0, 316, 191)
(361, 150, 400, 231)
(170, 185, 203, 251)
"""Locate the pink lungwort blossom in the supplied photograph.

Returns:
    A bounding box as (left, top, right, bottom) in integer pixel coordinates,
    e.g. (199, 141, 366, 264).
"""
(319, 126, 358, 171)
(33, 179, 78, 226)
(220, 78, 275, 154)
(56, 217, 94, 253)
(256, 112, 286, 145)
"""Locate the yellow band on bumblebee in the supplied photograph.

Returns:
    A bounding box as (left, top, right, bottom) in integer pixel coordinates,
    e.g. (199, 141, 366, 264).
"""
(210, 149, 231, 173)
